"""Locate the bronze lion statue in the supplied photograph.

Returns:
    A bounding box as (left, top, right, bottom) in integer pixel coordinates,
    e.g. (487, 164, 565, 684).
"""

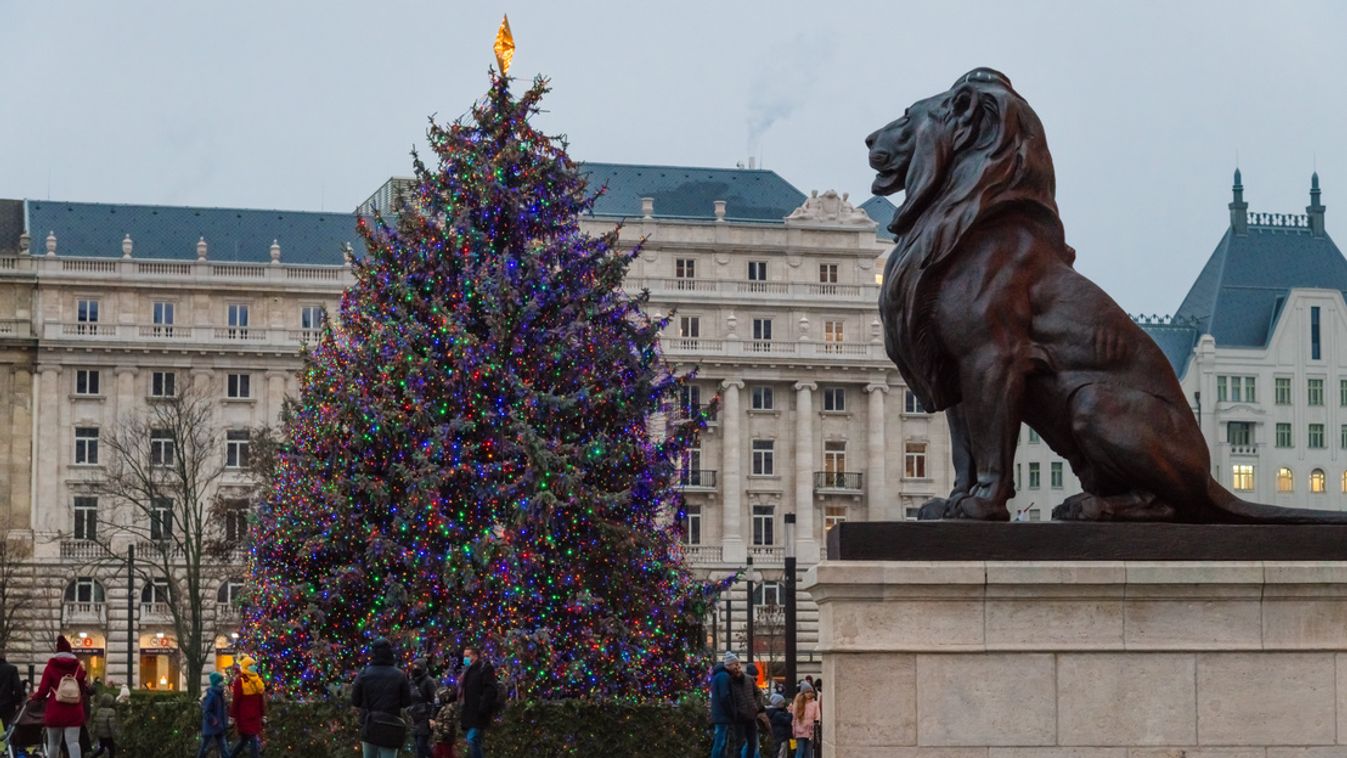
(868, 67, 1347, 523)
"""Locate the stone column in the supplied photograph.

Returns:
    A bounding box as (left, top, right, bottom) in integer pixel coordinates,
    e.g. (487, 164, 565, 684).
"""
(36, 366, 60, 534)
(113, 366, 138, 424)
(720, 380, 745, 563)
(265, 371, 288, 425)
(794, 382, 819, 562)
(865, 383, 889, 521)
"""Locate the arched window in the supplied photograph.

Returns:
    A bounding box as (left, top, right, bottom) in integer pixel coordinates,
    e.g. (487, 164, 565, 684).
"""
(64, 577, 105, 604)
(1311, 469, 1327, 494)
(141, 578, 172, 604)
(217, 579, 245, 605)
(1277, 467, 1294, 493)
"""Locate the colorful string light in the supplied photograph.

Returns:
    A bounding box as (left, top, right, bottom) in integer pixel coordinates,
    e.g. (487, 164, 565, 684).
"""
(241, 73, 723, 701)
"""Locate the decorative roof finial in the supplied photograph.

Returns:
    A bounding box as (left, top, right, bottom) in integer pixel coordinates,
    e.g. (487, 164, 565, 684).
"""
(45, 231, 57, 256)
(196, 236, 208, 261)
(122, 234, 133, 259)
(270, 239, 282, 264)
(1233, 167, 1242, 188)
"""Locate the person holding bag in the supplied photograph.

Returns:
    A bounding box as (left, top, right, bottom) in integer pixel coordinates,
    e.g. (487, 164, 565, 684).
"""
(352, 637, 412, 758)
(30, 635, 88, 758)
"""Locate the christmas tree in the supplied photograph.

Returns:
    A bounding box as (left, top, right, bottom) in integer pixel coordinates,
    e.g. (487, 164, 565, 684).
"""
(241, 73, 719, 700)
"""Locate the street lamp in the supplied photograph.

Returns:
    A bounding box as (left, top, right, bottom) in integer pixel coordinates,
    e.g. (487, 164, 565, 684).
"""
(745, 556, 758, 667)
(784, 512, 798, 695)
(724, 588, 732, 656)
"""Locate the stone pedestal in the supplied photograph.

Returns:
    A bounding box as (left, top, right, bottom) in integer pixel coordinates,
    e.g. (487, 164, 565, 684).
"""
(805, 559, 1347, 757)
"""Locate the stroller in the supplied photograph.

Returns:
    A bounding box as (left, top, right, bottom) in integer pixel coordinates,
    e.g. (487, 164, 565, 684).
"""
(4, 698, 47, 757)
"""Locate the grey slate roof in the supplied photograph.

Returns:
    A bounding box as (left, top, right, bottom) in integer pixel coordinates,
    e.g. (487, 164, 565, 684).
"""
(0, 200, 23, 254)
(581, 163, 807, 222)
(859, 196, 898, 241)
(1174, 225, 1347, 348)
(1137, 322, 1200, 378)
(24, 200, 357, 265)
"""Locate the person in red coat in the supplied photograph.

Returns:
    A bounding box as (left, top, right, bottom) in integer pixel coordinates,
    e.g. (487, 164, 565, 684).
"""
(228, 655, 266, 758)
(30, 635, 88, 758)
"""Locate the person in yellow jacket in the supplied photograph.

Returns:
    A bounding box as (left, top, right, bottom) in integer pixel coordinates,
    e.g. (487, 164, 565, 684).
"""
(228, 656, 266, 758)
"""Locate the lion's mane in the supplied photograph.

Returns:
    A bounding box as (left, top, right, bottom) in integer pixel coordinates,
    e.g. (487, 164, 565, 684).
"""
(879, 68, 1072, 411)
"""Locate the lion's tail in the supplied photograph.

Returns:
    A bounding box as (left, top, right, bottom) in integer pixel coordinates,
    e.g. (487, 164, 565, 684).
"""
(1206, 478, 1347, 523)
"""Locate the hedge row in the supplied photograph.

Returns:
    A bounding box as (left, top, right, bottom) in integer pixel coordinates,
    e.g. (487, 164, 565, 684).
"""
(110, 696, 715, 758)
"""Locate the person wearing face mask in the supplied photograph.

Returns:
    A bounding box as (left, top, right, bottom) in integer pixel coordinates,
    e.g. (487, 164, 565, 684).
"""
(456, 646, 498, 758)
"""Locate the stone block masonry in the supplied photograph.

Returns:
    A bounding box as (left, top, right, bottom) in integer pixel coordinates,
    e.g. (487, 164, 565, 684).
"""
(806, 560, 1347, 757)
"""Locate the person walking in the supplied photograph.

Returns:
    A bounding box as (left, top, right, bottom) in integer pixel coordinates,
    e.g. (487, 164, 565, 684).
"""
(766, 693, 792, 758)
(707, 653, 737, 758)
(729, 659, 762, 758)
(0, 653, 22, 730)
(791, 682, 819, 758)
(408, 660, 436, 758)
(196, 672, 229, 757)
(227, 656, 266, 758)
(30, 635, 88, 758)
(457, 645, 498, 758)
(352, 638, 412, 758)
(87, 692, 120, 757)
(430, 687, 457, 758)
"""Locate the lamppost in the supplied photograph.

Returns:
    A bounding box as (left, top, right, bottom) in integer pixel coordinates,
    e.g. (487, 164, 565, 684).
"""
(724, 589, 732, 656)
(745, 556, 757, 667)
(126, 543, 135, 687)
(783, 513, 798, 694)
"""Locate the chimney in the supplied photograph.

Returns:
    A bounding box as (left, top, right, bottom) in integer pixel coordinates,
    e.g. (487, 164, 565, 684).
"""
(714, 200, 727, 222)
(1229, 168, 1248, 235)
(1308, 172, 1326, 237)
(641, 197, 654, 219)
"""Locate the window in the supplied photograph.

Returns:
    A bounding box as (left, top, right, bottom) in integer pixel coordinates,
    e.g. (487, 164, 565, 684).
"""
(683, 505, 702, 546)
(1218, 375, 1256, 403)
(223, 501, 249, 545)
(823, 441, 847, 480)
(751, 440, 774, 476)
(747, 260, 768, 290)
(73, 497, 98, 541)
(150, 498, 174, 541)
(1050, 462, 1064, 489)
(65, 577, 105, 604)
(1311, 306, 1322, 360)
(1226, 422, 1252, 447)
(1015, 463, 1022, 491)
(675, 258, 696, 282)
(904, 442, 927, 479)
(1275, 377, 1292, 405)
(676, 316, 699, 349)
(75, 369, 100, 396)
(903, 391, 926, 414)
(300, 305, 325, 332)
(74, 427, 99, 465)
(823, 320, 844, 352)
(754, 582, 784, 607)
(1311, 468, 1327, 494)
(227, 303, 250, 339)
(226, 373, 252, 399)
(1027, 427, 1041, 444)
(1309, 379, 1325, 406)
(1231, 464, 1255, 492)
(226, 430, 251, 469)
(1277, 467, 1294, 493)
(750, 385, 774, 411)
(217, 579, 245, 606)
(678, 448, 704, 486)
(751, 505, 774, 546)
(152, 301, 175, 336)
(1342, 424, 1347, 450)
(151, 371, 177, 398)
(678, 385, 702, 418)
(823, 506, 847, 531)
(150, 429, 175, 467)
(1277, 423, 1293, 449)
(819, 263, 838, 284)
(751, 318, 772, 351)
(76, 298, 100, 334)
(1028, 462, 1041, 489)
(1309, 423, 1326, 449)
(1341, 379, 1347, 407)
(142, 578, 171, 605)
(822, 386, 846, 412)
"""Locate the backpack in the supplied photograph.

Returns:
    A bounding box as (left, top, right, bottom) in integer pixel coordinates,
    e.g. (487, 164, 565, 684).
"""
(55, 674, 81, 705)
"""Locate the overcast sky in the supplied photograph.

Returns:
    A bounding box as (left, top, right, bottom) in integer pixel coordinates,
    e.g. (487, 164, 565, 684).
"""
(3, 0, 1345, 314)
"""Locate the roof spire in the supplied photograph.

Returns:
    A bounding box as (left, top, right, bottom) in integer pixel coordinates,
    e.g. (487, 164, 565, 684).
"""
(1308, 171, 1326, 237)
(1229, 167, 1248, 235)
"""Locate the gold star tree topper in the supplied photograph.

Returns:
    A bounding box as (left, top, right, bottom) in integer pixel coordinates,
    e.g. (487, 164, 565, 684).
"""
(493, 15, 515, 75)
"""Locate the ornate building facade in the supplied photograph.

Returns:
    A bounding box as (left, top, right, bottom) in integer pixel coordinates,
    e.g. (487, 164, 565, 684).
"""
(0, 164, 951, 687)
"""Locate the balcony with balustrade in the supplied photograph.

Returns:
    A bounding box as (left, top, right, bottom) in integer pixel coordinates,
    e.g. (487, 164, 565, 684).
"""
(63, 602, 107, 625)
(814, 471, 864, 493)
(61, 540, 112, 561)
(140, 602, 173, 622)
(676, 469, 718, 492)
(216, 603, 240, 622)
(747, 545, 784, 564)
(662, 338, 885, 363)
(683, 544, 724, 564)
(631, 276, 880, 303)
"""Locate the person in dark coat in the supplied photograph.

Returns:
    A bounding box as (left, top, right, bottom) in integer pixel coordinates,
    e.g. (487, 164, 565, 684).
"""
(708, 652, 737, 758)
(227, 656, 266, 758)
(352, 638, 412, 758)
(30, 635, 88, 758)
(0, 653, 22, 728)
(766, 693, 792, 758)
(457, 645, 498, 758)
(729, 659, 763, 758)
(196, 672, 228, 757)
(408, 659, 436, 758)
